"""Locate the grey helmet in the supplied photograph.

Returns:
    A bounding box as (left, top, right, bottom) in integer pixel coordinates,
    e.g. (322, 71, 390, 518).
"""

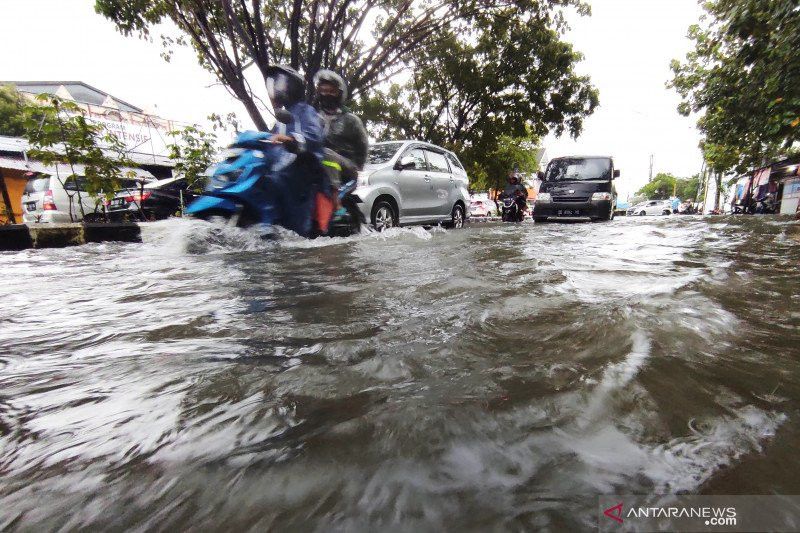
(313, 69, 347, 106)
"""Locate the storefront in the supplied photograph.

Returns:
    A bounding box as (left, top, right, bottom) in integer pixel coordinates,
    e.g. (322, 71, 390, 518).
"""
(731, 156, 800, 215)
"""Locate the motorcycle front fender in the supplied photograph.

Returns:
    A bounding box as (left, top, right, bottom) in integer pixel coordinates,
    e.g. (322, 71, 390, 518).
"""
(185, 195, 238, 217)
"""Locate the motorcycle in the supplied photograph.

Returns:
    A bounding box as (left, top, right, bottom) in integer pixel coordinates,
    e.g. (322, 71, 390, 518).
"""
(185, 124, 363, 237)
(500, 195, 526, 222)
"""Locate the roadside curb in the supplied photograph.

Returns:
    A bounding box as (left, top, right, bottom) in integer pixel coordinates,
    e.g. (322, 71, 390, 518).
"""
(0, 223, 141, 251)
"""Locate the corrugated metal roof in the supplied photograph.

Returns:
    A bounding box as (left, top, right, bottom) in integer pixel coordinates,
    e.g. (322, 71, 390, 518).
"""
(2, 81, 143, 113)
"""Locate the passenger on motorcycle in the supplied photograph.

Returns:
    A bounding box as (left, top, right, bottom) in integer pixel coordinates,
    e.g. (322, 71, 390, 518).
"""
(312, 69, 369, 186)
(265, 64, 331, 237)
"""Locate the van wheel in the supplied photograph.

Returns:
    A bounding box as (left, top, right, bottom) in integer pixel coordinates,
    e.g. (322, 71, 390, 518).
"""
(446, 204, 464, 229)
(371, 201, 396, 231)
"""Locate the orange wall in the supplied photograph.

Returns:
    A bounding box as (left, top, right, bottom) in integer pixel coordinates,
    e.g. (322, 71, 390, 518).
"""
(1, 170, 27, 224)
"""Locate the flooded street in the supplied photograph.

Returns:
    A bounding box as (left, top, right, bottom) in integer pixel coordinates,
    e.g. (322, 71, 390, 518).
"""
(1, 216, 799, 530)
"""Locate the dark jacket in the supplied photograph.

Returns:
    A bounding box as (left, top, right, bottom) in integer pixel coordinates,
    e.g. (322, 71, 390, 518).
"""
(500, 182, 528, 199)
(318, 109, 369, 170)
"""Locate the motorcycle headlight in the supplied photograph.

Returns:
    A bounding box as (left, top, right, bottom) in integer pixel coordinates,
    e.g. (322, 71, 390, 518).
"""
(537, 193, 552, 202)
(591, 192, 612, 201)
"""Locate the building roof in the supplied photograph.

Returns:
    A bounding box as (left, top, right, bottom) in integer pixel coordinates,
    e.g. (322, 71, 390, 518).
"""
(2, 81, 143, 113)
(0, 135, 174, 169)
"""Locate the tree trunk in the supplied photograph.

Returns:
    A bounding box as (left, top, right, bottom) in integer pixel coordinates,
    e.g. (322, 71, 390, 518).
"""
(713, 171, 722, 212)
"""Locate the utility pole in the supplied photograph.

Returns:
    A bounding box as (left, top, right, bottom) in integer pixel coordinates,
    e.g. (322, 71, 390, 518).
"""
(649, 154, 654, 181)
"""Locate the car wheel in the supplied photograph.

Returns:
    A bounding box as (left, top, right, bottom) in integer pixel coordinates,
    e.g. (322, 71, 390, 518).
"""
(638, 211, 646, 216)
(371, 201, 396, 231)
(447, 204, 464, 229)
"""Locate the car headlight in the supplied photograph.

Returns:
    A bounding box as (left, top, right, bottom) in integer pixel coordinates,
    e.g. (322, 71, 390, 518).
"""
(537, 193, 551, 202)
(357, 171, 372, 187)
(591, 192, 612, 201)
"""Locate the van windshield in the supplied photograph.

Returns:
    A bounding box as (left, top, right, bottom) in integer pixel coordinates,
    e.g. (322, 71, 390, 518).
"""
(545, 157, 611, 181)
(24, 176, 50, 194)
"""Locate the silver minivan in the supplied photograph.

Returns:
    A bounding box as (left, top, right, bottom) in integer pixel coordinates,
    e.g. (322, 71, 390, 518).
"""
(354, 141, 470, 230)
(21, 174, 105, 223)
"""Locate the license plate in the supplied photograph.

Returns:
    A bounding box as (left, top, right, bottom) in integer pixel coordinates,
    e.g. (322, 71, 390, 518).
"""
(557, 209, 580, 216)
(110, 198, 125, 208)
(26, 202, 37, 212)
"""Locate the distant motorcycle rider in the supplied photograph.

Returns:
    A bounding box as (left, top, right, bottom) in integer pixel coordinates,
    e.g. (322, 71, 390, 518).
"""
(312, 70, 369, 185)
(500, 170, 528, 201)
(497, 170, 528, 221)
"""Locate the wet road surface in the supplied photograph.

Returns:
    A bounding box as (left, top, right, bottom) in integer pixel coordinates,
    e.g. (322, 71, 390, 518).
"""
(1, 216, 799, 530)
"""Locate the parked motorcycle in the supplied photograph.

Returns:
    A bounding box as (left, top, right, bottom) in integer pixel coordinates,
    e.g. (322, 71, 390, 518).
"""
(185, 124, 363, 237)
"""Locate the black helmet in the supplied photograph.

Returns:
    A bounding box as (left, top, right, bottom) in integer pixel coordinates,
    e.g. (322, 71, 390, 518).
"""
(266, 64, 305, 107)
(313, 69, 347, 106)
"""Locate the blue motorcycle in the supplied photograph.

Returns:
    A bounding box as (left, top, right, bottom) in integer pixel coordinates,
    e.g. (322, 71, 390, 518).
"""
(185, 130, 363, 237)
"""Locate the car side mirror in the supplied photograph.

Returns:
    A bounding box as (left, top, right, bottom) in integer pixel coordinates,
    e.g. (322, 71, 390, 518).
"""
(537, 171, 544, 181)
(396, 155, 416, 171)
(274, 108, 293, 125)
(613, 169, 620, 178)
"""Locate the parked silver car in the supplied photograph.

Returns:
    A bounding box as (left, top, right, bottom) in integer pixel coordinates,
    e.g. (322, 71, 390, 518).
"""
(354, 141, 470, 230)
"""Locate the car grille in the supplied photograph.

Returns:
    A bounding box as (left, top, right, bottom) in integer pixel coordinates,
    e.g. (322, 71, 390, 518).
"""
(553, 196, 590, 203)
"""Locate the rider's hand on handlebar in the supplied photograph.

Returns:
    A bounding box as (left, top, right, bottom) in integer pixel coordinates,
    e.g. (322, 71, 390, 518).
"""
(270, 133, 299, 153)
(270, 134, 293, 144)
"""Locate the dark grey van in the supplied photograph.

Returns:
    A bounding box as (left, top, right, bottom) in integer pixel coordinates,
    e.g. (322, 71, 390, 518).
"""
(533, 156, 619, 222)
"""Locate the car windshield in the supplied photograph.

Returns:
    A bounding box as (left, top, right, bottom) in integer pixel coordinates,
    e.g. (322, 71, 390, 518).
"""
(367, 142, 404, 165)
(24, 176, 50, 194)
(545, 157, 612, 181)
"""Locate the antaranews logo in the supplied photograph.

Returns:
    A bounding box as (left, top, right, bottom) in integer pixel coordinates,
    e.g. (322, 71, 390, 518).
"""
(604, 502, 624, 524)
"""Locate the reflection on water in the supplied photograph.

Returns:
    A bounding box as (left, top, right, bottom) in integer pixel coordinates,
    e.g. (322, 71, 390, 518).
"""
(1, 216, 799, 530)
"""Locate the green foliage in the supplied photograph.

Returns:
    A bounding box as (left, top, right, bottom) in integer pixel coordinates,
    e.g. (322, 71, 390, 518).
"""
(670, 0, 800, 171)
(167, 125, 218, 192)
(636, 172, 699, 201)
(95, 0, 594, 131)
(357, 3, 596, 188)
(675, 175, 701, 201)
(469, 135, 541, 192)
(0, 84, 26, 137)
(22, 94, 135, 217)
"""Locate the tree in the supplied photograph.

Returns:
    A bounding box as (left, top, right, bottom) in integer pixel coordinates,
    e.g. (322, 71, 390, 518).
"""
(637, 173, 677, 200)
(675, 175, 700, 201)
(23, 95, 135, 221)
(95, 0, 591, 130)
(167, 125, 218, 193)
(0, 84, 26, 137)
(358, 3, 597, 187)
(636, 172, 700, 201)
(670, 0, 800, 172)
(470, 135, 541, 192)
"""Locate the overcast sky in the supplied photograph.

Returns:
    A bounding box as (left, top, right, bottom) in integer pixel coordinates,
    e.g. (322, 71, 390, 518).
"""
(1, 0, 703, 199)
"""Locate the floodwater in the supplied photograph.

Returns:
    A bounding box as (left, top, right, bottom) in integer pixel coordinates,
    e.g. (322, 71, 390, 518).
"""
(1, 215, 799, 530)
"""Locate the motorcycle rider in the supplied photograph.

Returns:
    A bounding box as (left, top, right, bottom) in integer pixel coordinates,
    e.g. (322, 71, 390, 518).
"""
(312, 70, 369, 185)
(498, 170, 528, 220)
(264, 64, 330, 236)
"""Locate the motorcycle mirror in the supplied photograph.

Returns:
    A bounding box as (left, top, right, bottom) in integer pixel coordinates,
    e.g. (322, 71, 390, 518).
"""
(274, 108, 293, 125)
